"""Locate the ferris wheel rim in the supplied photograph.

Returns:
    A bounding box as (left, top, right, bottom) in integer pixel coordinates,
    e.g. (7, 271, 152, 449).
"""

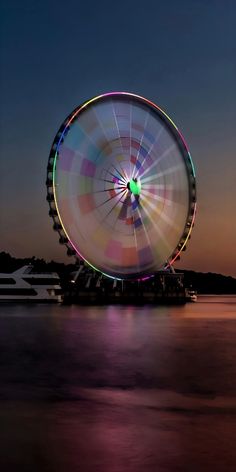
(46, 91, 196, 279)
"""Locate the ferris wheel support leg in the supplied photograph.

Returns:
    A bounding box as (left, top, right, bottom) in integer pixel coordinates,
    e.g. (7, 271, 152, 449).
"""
(169, 264, 176, 274)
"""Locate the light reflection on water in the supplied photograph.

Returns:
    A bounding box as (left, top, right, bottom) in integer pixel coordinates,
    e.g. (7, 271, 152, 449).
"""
(0, 297, 236, 471)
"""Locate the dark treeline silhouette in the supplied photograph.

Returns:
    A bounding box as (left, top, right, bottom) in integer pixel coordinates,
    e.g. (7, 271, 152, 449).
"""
(176, 269, 236, 294)
(0, 252, 235, 294)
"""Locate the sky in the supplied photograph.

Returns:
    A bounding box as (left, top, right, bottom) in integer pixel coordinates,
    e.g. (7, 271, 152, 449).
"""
(0, 0, 236, 277)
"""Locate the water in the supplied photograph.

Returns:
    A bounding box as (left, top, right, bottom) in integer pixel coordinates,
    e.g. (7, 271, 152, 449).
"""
(0, 297, 236, 471)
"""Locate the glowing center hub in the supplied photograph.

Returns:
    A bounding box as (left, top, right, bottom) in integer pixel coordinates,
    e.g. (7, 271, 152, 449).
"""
(127, 178, 141, 195)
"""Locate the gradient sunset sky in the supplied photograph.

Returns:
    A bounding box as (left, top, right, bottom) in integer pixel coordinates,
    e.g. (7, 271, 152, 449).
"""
(1, 0, 235, 276)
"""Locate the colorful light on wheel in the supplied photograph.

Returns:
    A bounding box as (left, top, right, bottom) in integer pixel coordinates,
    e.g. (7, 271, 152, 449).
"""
(46, 92, 196, 279)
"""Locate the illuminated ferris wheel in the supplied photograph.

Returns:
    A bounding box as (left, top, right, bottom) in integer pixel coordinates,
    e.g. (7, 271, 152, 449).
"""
(46, 92, 196, 279)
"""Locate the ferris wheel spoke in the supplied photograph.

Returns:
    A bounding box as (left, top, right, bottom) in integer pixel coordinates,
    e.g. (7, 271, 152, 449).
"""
(92, 186, 127, 194)
(111, 100, 127, 158)
(129, 102, 133, 178)
(139, 143, 176, 179)
(132, 216, 141, 272)
(141, 187, 186, 207)
(102, 193, 131, 232)
(124, 193, 141, 267)
(95, 177, 123, 185)
(128, 201, 155, 268)
(143, 196, 181, 233)
(94, 188, 126, 210)
(106, 168, 126, 184)
(111, 164, 127, 184)
(72, 119, 104, 155)
(136, 206, 152, 248)
(93, 106, 112, 145)
(116, 160, 129, 182)
(131, 111, 149, 179)
(113, 192, 132, 224)
(100, 189, 128, 224)
(140, 201, 173, 255)
(141, 182, 171, 188)
(141, 183, 173, 193)
(134, 127, 163, 177)
(141, 163, 183, 184)
(141, 188, 172, 204)
(114, 192, 131, 223)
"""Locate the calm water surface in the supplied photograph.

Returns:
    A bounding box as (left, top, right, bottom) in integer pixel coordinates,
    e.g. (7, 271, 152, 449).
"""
(0, 296, 236, 471)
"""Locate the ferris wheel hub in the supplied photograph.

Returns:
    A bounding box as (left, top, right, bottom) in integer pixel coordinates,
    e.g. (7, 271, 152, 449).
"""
(127, 178, 141, 196)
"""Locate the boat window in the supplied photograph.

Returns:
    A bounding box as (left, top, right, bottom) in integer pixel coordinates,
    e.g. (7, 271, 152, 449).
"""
(0, 288, 37, 296)
(0, 278, 16, 284)
(22, 278, 60, 285)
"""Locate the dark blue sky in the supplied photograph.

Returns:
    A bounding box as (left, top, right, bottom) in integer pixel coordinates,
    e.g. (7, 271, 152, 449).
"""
(1, 0, 236, 275)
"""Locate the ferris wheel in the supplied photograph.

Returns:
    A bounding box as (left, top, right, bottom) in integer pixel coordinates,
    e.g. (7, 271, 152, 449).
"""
(46, 92, 196, 280)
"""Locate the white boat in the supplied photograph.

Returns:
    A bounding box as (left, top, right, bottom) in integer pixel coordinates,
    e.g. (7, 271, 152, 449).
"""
(0, 265, 62, 302)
